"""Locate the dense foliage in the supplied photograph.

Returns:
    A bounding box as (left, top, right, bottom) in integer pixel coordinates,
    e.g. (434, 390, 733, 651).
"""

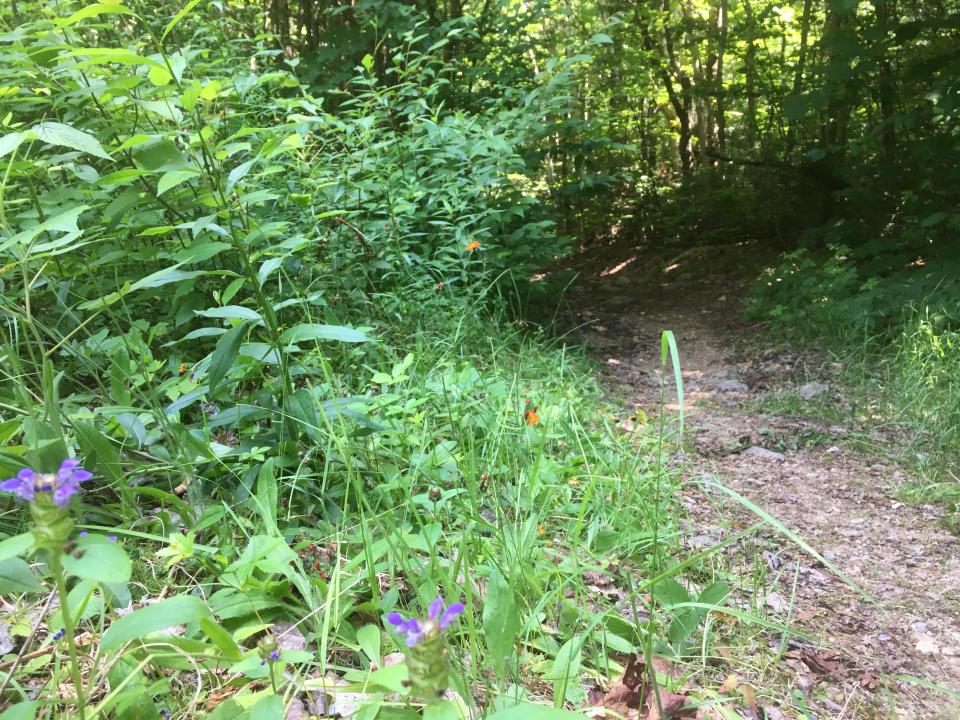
(1, 0, 958, 717)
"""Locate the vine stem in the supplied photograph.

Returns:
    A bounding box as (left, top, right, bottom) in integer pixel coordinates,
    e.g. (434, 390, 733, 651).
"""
(51, 554, 87, 720)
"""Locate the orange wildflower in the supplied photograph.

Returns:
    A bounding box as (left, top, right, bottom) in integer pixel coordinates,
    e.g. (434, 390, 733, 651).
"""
(524, 401, 539, 426)
(464, 240, 480, 252)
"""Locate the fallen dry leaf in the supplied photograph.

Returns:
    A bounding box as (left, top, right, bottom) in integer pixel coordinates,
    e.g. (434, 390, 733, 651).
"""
(740, 683, 759, 714)
(643, 688, 692, 720)
(718, 674, 740, 693)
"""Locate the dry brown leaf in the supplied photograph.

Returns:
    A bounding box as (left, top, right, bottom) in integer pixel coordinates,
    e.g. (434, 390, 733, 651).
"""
(718, 674, 740, 693)
(643, 688, 692, 720)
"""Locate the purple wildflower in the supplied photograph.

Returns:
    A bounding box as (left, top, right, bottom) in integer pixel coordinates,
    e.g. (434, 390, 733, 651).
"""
(386, 597, 464, 647)
(200, 401, 220, 417)
(52, 629, 65, 641)
(78, 531, 88, 537)
(107, 535, 117, 542)
(0, 459, 92, 507)
(269, 650, 280, 661)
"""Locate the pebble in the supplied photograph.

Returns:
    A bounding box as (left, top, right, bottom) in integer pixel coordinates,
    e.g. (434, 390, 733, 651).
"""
(717, 379, 749, 393)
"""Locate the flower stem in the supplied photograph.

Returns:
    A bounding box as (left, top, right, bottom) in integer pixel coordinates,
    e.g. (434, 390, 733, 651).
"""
(268, 661, 278, 695)
(51, 555, 86, 720)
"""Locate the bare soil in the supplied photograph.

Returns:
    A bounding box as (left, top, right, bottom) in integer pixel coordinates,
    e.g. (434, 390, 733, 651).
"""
(561, 239, 960, 720)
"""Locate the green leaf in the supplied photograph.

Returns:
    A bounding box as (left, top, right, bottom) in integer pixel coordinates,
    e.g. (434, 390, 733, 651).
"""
(254, 459, 278, 535)
(250, 695, 283, 720)
(62, 536, 132, 584)
(161, 0, 204, 41)
(0, 557, 44, 594)
(102, 595, 209, 649)
(139, 99, 184, 124)
(199, 618, 244, 661)
(487, 704, 585, 720)
(31, 122, 111, 160)
(207, 322, 247, 394)
(0, 701, 39, 720)
(196, 306, 264, 322)
(280, 323, 370, 344)
(74, 421, 124, 486)
(366, 662, 409, 693)
(698, 581, 731, 608)
(133, 139, 188, 171)
(226, 159, 256, 194)
(652, 578, 689, 607)
(0, 533, 35, 563)
(207, 700, 246, 720)
(423, 701, 461, 720)
(546, 636, 582, 706)
(157, 169, 198, 196)
(357, 624, 381, 664)
(590, 33, 614, 44)
(482, 569, 521, 677)
(59, 4, 135, 27)
(257, 257, 283, 287)
(0, 132, 24, 160)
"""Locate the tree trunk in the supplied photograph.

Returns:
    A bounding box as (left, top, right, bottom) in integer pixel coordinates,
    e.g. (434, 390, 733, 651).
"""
(716, 0, 728, 152)
(875, 0, 898, 163)
(741, 0, 759, 148)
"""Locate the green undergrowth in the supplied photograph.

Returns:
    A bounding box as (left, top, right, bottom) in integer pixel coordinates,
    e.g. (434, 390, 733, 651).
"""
(749, 258, 960, 525)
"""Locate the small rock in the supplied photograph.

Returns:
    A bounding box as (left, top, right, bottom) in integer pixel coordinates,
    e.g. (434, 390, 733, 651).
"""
(798, 381, 829, 400)
(916, 635, 941, 655)
(766, 591, 790, 613)
(717, 379, 749, 393)
(743, 446, 787, 462)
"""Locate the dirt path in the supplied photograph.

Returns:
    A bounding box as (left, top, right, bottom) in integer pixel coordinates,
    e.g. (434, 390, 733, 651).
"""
(561, 241, 960, 720)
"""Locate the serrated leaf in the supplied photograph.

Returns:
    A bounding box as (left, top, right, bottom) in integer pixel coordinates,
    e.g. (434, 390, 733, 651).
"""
(0, 132, 23, 160)
(31, 122, 111, 160)
(102, 595, 209, 649)
(208, 322, 246, 394)
(280, 323, 370, 344)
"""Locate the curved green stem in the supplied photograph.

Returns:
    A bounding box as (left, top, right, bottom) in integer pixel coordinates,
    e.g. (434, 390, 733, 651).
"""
(51, 555, 86, 720)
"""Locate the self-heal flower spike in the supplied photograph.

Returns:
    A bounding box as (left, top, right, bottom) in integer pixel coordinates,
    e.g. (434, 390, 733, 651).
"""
(1, 459, 92, 508)
(385, 597, 464, 701)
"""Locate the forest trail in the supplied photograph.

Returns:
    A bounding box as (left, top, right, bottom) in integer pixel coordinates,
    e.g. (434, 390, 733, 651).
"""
(561, 239, 960, 720)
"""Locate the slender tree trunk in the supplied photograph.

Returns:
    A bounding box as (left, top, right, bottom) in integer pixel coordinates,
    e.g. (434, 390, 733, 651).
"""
(741, 0, 759, 148)
(716, 0, 728, 151)
(876, 0, 898, 162)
